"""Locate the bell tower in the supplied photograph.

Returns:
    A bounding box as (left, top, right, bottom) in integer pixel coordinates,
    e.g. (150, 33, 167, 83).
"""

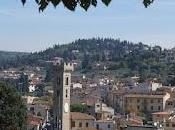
(53, 60, 73, 130)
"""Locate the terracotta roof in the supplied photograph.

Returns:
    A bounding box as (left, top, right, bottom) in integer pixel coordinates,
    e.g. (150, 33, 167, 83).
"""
(71, 112, 95, 120)
(77, 128, 98, 130)
(124, 94, 166, 98)
(152, 111, 170, 115)
(127, 118, 143, 126)
(27, 116, 42, 126)
(95, 120, 114, 123)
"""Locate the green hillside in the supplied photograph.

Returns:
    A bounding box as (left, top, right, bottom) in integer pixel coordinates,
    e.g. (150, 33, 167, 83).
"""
(0, 38, 174, 85)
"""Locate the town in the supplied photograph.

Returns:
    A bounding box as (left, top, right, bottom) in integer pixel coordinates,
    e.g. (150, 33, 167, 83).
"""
(0, 43, 175, 130)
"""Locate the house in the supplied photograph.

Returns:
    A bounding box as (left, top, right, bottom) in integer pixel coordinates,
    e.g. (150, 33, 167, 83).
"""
(124, 92, 170, 114)
(95, 102, 114, 120)
(94, 120, 115, 130)
(27, 115, 43, 130)
(70, 112, 96, 130)
(152, 111, 171, 123)
(22, 96, 38, 104)
(163, 116, 175, 130)
(72, 83, 83, 89)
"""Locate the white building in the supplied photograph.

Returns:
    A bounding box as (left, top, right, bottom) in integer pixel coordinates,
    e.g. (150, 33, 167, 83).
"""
(72, 83, 83, 89)
(94, 120, 115, 130)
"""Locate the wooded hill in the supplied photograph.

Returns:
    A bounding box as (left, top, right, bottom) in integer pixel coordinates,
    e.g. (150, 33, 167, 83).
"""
(1, 38, 175, 85)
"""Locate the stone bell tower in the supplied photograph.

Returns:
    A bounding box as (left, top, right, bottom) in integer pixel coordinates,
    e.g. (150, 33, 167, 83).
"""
(53, 60, 73, 130)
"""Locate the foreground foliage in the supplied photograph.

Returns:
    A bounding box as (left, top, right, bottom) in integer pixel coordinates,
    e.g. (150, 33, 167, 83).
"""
(0, 82, 27, 130)
(21, 0, 154, 11)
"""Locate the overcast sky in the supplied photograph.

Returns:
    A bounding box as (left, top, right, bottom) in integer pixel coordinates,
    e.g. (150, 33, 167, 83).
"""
(0, 0, 175, 52)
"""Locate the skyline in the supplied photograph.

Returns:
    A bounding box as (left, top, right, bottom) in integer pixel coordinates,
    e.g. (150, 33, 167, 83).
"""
(0, 0, 175, 52)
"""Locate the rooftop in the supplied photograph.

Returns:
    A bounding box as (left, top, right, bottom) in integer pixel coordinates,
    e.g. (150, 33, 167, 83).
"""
(124, 93, 168, 98)
(71, 112, 95, 120)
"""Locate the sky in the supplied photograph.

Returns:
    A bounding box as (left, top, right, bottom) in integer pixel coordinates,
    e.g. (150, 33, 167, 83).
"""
(0, 0, 175, 52)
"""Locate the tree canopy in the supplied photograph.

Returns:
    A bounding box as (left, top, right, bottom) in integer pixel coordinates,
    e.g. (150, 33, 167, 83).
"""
(0, 82, 27, 130)
(21, 0, 154, 12)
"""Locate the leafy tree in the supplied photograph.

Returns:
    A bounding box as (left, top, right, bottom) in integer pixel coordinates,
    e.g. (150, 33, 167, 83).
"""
(70, 104, 88, 113)
(0, 82, 27, 130)
(21, 0, 155, 12)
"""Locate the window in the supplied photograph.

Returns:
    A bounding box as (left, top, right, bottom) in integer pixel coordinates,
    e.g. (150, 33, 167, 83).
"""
(66, 77, 69, 85)
(86, 122, 89, 127)
(57, 90, 60, 97)
(158, 106, 161, 111)
(151, 99, 153, 103)
(71, 121, 75, 127)
(30, 107, 34, 111)
(137, 99, 140, 103)
(79, 122, 82, 127)
(55, 116, 58, 128)
(144, 106, 147, 110)
(151, 106, 153, 110)
(108, 124, 110, 128)
(96, 124, 99, 129)
(172, 124, 175, 127)
(66, 89, 68, 98)
(137, 105, 140, 110)
(57, 77, 60, 85)
(166, 123, 169, 127)
(158, 99, 161, 103)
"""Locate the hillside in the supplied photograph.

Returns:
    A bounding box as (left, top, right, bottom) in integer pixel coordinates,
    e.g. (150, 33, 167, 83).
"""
(0, 38, 174, 85)
(0, 51, 29, 69)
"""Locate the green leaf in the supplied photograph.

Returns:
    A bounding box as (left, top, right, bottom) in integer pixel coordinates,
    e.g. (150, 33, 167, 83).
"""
(35, 0, 39, 4)
(62, 0, 78, 11)
(39, 0, 49, 12)
(102, 0, 111, 6)
(91, 0, 97, 7)
(79, 0, 91, 11)
(143, 0, 154, 8)
(51, 0, 61, 7)
(21, 0, 26, 5)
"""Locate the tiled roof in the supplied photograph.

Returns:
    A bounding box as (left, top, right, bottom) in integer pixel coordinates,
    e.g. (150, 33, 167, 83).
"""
(27, 116, 42, 126)
(124, 94, 166, 98)
(71, 112, 95, 120)
(152, 111, 170, 115)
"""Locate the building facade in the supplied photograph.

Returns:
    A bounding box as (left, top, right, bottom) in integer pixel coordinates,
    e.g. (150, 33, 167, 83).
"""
(124, 93, 170, 114)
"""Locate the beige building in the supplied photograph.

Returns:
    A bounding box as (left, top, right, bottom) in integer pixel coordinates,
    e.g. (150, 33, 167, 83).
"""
(124, 93, 170, 114)
(163, 117, 175, 130)
(152, 111, 171, 123)
(70, 112, 97, 130)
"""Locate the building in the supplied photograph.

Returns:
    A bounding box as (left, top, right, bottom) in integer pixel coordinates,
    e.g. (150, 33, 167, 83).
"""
(53, 61, 74, 130)
(165, 48, 175, 63)
(94, 120, 115, 130)
(95, 101, 114, 120)
(124, 93, 170, 114)
(126, 81, 162, 94)
(70, 112, 96, 130)
(72, 83, 83, 89)
(165, 98, 175, 111)
(107, 90, 125, 113)
(22, 96, 38, 104)
(163, 117, 175, 130)
(152, 111, 171, 123)
(27, 115, 43, 130)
